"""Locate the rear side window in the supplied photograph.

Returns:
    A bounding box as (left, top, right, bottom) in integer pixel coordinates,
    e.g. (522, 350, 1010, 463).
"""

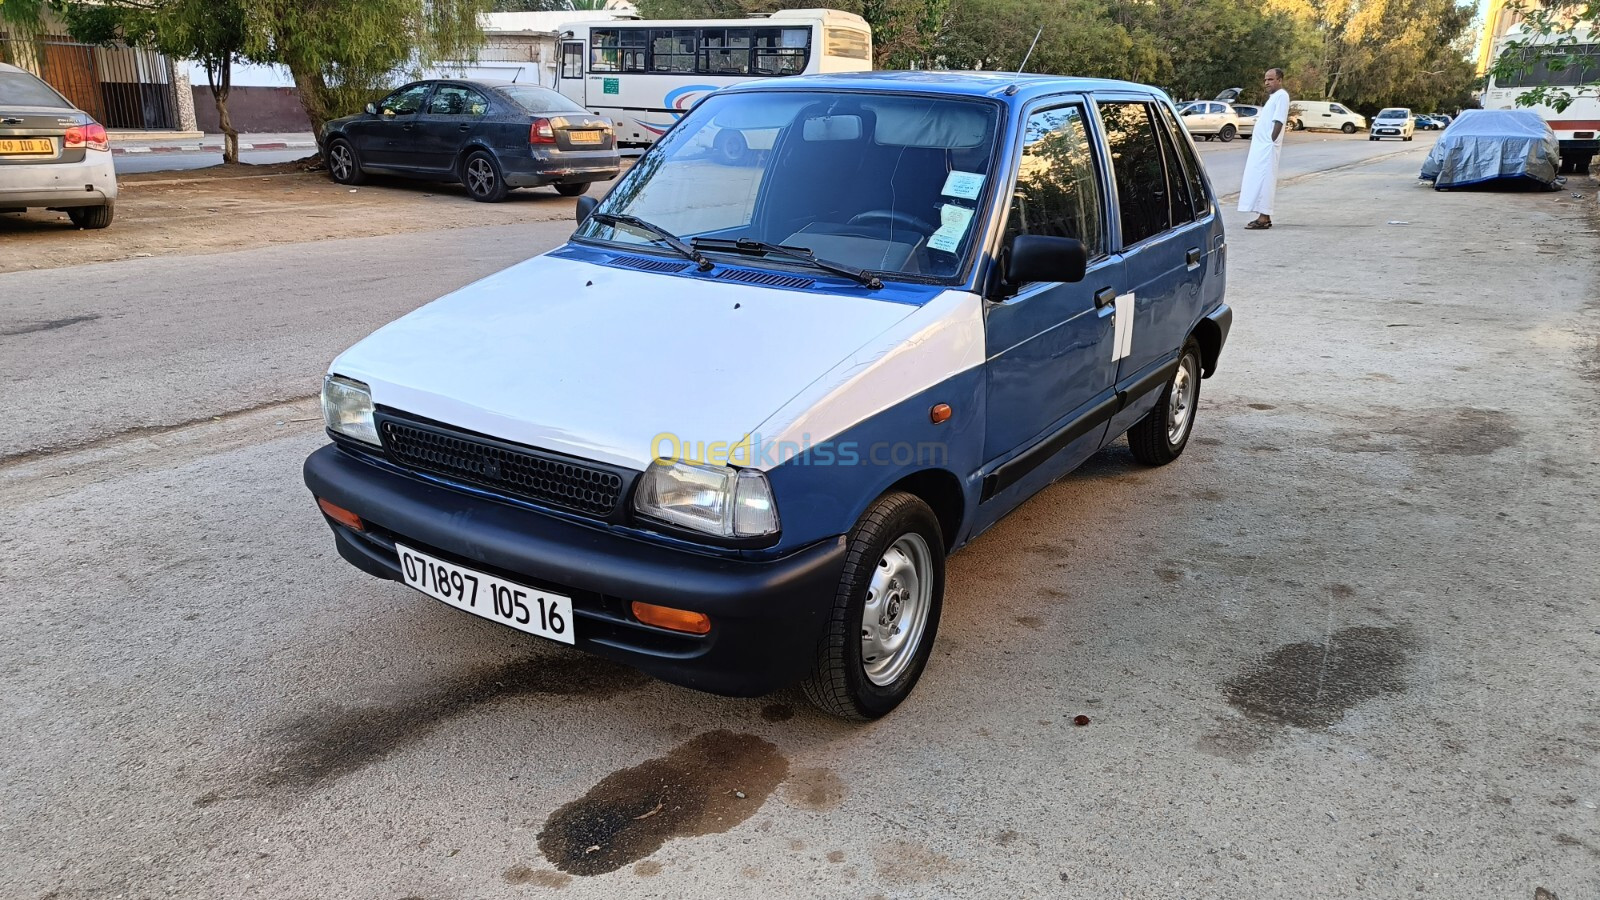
(428, 86, 489, 116)
(499, 86, 587, 114)
(0, 70, 72, 108)
(1005, 103, 1105, 257)
(1097, 101, 1171, 246)
(1155, 103, 1210, 220)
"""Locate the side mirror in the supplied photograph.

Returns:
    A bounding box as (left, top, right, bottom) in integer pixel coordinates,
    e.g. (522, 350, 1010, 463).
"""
(575, 195, 598, 224)
(1005, 235, 1087, 287)
(365, 103, 377, 115)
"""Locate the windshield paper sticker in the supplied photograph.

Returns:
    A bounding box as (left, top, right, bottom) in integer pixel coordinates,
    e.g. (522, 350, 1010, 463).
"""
(941, 171, 985, 200)
(928, 204, 975, 253)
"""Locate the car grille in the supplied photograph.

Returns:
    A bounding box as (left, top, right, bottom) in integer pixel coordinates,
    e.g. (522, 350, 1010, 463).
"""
(377, 414, 624, 517)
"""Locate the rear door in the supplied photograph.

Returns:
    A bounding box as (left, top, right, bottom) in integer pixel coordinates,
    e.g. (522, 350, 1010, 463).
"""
(415, 83, 492, 172)
(981, 98, 1122, 502)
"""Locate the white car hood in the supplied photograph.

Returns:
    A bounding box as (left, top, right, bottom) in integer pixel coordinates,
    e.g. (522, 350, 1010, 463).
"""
(329, 253, 924, 470)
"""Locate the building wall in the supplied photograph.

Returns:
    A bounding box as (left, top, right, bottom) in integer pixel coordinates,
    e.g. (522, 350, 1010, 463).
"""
(190, 86, 311, 133)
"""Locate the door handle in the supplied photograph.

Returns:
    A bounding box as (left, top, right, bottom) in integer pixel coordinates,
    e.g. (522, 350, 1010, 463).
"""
(402, 123, 415, 131)
(1186, 248, 1202, 268)
(458, 124, 471, 132)
(1094, 287, 1116, 309)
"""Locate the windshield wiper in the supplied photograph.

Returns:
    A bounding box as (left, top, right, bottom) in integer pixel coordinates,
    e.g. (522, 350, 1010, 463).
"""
(590, 212, 713, 271)
(692, 237, 883, 289)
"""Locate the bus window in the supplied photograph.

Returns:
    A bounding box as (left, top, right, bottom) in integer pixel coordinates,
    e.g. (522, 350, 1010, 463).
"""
(754, 27, 809, 75)
(591, 29, 648, 73)
(699, 28, 754, 74)
(652, 29, 697, 73)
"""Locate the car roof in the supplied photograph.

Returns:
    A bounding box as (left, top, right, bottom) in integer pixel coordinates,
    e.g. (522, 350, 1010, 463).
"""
(716, 71, 1170, 104)
(0, 62, 24, 74)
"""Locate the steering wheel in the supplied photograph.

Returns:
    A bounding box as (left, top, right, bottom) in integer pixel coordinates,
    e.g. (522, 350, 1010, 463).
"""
(846, 209, 937, 237)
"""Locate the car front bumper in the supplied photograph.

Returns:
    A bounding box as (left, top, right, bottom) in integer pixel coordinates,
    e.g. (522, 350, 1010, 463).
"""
(303, 443, 846, 697)
(0, 150, 117, 209)
(501, 148, 621, 187)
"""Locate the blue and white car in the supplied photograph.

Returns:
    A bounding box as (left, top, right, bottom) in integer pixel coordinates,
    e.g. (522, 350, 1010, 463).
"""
(304, 72, 1232, 719)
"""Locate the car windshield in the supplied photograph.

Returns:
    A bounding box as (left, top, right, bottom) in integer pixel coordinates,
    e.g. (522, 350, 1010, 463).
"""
(1377, 109, 1406, 119)
(498, 85, 587, 114)
(574, 90, 1003, 282)
(0, 70, 72, 108)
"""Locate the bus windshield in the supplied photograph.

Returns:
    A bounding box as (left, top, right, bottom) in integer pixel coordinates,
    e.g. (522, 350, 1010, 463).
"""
(575, 90, 1002, 283)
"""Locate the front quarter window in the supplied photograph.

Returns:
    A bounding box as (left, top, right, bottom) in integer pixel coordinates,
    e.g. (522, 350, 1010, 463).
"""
(574, 90, 1002, 282)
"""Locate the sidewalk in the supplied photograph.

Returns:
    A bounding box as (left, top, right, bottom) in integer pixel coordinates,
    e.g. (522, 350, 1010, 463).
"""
(107, 130, 317, 155)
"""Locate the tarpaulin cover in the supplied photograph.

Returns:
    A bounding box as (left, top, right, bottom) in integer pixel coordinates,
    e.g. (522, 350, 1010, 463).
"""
(1420, 109, 1561, 189)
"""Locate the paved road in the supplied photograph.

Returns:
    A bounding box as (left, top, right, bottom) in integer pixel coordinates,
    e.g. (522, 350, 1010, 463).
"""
(1194, 130, 1437, 199)
(113, 149, 312, 175)
(4, 139, 1597, 900)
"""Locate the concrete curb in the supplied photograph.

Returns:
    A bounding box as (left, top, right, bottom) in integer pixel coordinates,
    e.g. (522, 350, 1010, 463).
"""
(110, 140, 318, 155)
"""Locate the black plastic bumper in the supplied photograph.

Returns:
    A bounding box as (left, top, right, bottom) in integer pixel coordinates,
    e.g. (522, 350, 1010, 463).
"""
(303, 444, 846, 697)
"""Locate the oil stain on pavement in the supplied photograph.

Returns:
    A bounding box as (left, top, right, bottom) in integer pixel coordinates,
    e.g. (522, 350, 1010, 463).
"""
(1223, 625, 1416, 729)
(537, 730, 788, 876)
(257, 654, 648, 790)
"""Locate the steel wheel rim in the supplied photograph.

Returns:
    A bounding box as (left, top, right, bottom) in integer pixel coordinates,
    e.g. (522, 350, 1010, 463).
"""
(861, 533, 933, 687)
(467, 158, 495, 195)
(1167, 355, 1198, 445)
(330, 144, 352, 180)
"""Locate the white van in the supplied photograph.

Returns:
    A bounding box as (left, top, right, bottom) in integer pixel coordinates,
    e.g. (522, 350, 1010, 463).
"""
(1289, 100, 1366, 134)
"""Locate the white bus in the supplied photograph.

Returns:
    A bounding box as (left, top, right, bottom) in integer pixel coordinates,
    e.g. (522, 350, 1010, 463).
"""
(554, 8, 872, 151)
(1483, 26, 1600, 172)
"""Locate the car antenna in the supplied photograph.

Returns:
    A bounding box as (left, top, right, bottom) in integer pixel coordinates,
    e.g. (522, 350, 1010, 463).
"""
(1015, 27, 1043, 74)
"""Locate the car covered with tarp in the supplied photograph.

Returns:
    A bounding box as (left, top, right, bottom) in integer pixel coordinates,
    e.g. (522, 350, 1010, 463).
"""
(1420, 109, 1561, 190)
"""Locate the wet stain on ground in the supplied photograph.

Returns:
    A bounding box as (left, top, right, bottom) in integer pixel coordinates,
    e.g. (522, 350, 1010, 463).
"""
(1247, 403, 1276, 410)
(783, 767, 846, 811)
(0, 313, 100, 336)
(873, 840, 956, 884)
(760, 703, 795, 722)
(257, 655, 648, 790)
(1223, 626, 1415, 729)
(633, 860, 663, 876)
(503, 865, 569, 886)
(1554, 833, 1600, 858)
(1193, 488, 1225, 501)
(1013, 615, 1043, 629)
(537, 730, 788, 876)
(1156, 567, 1183, 583)
(827, 850, 846, 863)
(996, 829, 1019, 845)
(1331, 584, 1357, 599)
(1333, 407, 1521, 457)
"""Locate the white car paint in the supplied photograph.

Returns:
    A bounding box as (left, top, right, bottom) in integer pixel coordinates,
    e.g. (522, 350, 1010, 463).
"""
(1289, 100, 1366, 133)
(329, 253, 942, 471)
(1178, 101, 1241, 140)
(1371, 107, 1415, 140)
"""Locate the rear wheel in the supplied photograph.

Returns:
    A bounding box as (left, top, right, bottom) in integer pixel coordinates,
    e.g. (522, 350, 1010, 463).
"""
(1292, 118, 1305, 131)
(713, 129, 748, 166)
(326, 138, 364, 185)
(1341, 122, 1357, 134)
(68, 202, 113, 229)
(1219, 124, 1237, 142)
(801, 492, 945, 721)
(1370, 135, 1378, 141)
(554, 182, 589, 197)
(1128, 339, 1202, 466)
(462, 150, 508, 203)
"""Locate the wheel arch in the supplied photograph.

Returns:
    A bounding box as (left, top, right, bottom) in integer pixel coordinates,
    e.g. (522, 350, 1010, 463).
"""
(881, 468, 965, 553)
(1192, 316, 1225, 378)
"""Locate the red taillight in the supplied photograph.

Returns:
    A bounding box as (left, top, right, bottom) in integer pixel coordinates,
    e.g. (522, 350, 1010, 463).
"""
(63, 123, 109, 152)
(530, 117, 556, 144)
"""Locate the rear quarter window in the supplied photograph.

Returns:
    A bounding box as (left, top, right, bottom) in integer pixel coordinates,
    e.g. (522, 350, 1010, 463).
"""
(0, 71, 73, 108)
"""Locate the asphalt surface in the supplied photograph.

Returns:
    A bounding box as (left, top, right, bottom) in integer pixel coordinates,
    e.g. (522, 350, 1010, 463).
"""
(3, 133, 1597, 900)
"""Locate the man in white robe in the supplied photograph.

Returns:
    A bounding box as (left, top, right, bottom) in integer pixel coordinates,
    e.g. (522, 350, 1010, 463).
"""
(1239, 68, 1289, 229)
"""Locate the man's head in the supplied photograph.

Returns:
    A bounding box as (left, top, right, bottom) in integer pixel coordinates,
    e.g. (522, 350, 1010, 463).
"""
(1264, 68, 1285, 93)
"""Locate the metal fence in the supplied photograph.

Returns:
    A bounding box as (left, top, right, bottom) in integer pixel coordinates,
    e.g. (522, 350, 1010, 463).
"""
(0, 35, 176, 129)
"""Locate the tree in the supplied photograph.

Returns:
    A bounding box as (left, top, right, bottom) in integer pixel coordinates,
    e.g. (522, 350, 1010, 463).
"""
(1489, 0, 1600, 113)
(61, 0, 250, 163)
(247, 0, 495, 141)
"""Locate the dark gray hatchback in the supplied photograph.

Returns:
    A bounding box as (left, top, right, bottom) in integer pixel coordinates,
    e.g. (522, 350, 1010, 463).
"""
(320, 79, 621, 202)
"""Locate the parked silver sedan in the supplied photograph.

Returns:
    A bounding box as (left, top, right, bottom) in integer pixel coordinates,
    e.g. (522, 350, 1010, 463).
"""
(0, 61, 117, 228)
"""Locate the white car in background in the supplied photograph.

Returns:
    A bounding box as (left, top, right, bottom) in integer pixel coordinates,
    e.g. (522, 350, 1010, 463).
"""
(0, 62, 117, 228)
(1289, 100, 1367, 134)
(1371, 107, 1415, 141)
(1229, 103, 1259, 137)
(1178, 100, 1241, 142)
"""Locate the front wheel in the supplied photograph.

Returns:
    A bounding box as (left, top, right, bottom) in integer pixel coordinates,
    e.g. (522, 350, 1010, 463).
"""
(1128, 339, 1202, 466)
(1370, 136, 1378, 141)
(554, 182, 589, 197)
(1219, 124, 1237, 142)
(1341, 122, 1357, 134)
(462, 150, 509, 202)
(713, 129, 748, 166)
(1292, 118, 1306, 131)
(801, 492, 945, 721)
(326, 138, 365, 185)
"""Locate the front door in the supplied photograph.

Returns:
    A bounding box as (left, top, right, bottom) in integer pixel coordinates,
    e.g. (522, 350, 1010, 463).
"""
(358, 82, 432, 168)
(558, 41, 586, 106)
(981, 99, 1122, 506)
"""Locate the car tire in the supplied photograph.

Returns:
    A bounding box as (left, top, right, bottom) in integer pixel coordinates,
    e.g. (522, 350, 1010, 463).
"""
(326, 138, 365, 185)
(461, 150, 509, 203)
(554, 182, 589, 197)
(1342, 122, 1357, 134)
(1292, 118, 1305, 131)
(1370, 136, 1378, 141)
(801, 491, 945, 721)
(68, 202, 113, 229)
(1128, 338, 1202, 466)
(713, 129, 748, 166)
(1219, 124, 1237, 142)
(1403, 135, 1413, 142)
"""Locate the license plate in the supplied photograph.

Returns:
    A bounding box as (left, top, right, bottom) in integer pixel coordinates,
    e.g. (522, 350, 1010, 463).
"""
(396, 543, 575, 644)
(0, 138, 53, 155)
(568, 130, 602, 145)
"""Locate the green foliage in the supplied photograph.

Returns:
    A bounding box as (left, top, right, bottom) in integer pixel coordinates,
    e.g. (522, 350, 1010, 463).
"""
(1489, 0, 1599, 113)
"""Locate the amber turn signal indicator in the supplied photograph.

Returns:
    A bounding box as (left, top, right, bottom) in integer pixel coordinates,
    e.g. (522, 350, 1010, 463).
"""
(317, 497, 364, 532)
(631, 601, 712, 635)
(930, 403, 952, 424)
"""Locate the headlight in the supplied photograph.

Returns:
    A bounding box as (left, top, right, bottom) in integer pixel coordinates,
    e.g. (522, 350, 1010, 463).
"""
(633, 460, 779, 539)
(321, 374, 379, 445)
